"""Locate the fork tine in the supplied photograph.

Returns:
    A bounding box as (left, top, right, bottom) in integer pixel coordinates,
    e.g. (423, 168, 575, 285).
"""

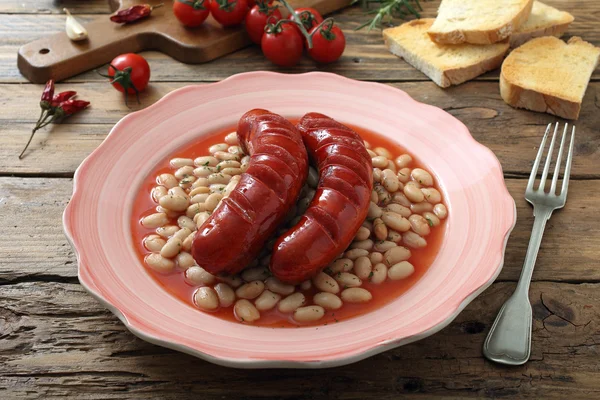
(550, 124, 568, 194)
(560, 125, 576, 197)
(538, 122, 559, 192)
(527, 123, 551, 191)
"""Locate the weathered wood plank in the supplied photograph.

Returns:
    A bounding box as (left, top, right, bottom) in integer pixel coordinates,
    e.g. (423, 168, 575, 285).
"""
(0, 281, 598, 399)
(1, 177, 599, 282)
(0, 0, 599, 83)
(2, 81, 599, 177)
(0, 0, 110, 14)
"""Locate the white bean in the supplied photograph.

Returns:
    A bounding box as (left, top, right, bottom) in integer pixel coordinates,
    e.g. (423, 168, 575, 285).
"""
(350, 239, 374, 251)
(387, 160, 397, 173)
(313, 292, 343, 310)
(194, 156, 219, 167)
(409, 214, 431, 236)
(434, 203, 448, 219)
(241, 267, 270, 282)
(328, 258, 354, 274)
(353, 256, 372, 280)
(403, 231, 427, 248)
(217, 274, 243, 288)
(423, 212, 440, 227)
(174, 165, 194, 180)
(214, 283, 236, 307)
(156, 225, 179, 238)
(370, 191, 378, 205)
(411, 168, 434, 186)
(170, 157, 194, 168)
(392, 192, 411, 207)
(224, 132, 239, 145)
(278, 292, 306, 313)
(370, 263, 388, 284)
(307, 167, 319, 188)
(404, 183, 425, 203)
(234, 299, 260, 323)
(173, 227, 192, 241)
(182, 233, 194, 252)
(372, 168, 382, 183)
(191, 193, 209, 204)
(384, 246, 411, 266)
(235, 280, 265, 300)
(209, 143, 228, 154)
(388, 261, 415, 280)
(374, 147, 392, 159)
(265, 277, 295, 295)
(387, 230, 402, 243)
(375, 185, 391, 205)
(411, 202, 434, 214)
(222, 167, 242, 176)
(143, 234, 166, 252)
(386, 203, 411, 218)
(208, 173, 232, 185)
(176, 215, 195, 231)
(294, 306, 325, 322)
(185, 266, 216, 285)
(194, 211, 211, 228)
(204, 193, 223, 212)
(193, 166, 217, 178)
(155, 205, 179, 219)
(142, 212, 169, 228)
(395, 154, 412, 169)
(345, 248, 369, 260)
(145, 253, 175, 273)
(191, 177, 210, 189)
(210, 183, 227, 194)
(151, 186, 167, 203)
(175, 251, 195, 270)
(254, 290, 282, 311)
(160, 237, 182, 258)
(334, 272, 362, 288)
(341, 288, 372, 303)
(369, 252, 383, 264)
(313, 272, 340, 293)
(300, 280, 312, 290)
(373, 218, 388, 240)
(159, 194, 189, 212)
(373, 240, 397, 252)
(363, 140, 371, 149)
(397, 168, 411, 183)
(179, 176, 196, 189)
(194, 287, 219, 311)
(367, 149, 377, 158)
(421, 188, 442, 204)
(157, 173, 178, 189)
(227, 145, 244, 155)
(368, 202, 383, 218)
(355, 226, 371, 241)
(371, 156, 388, 168)
(381, 211, 411, 232)
(214, 151, 239, 161)
(381, 169, 400, 192)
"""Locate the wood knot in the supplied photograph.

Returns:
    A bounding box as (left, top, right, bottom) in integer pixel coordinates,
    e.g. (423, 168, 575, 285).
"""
(460, 320, 486, 334)
(397, 377, 423, 393)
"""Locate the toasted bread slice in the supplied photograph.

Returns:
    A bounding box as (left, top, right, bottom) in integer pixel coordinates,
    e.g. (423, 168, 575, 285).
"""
(383, 19, 510, 88)
(428, 0, 534, 44)
(500, 36, 600, 120)
(510, 1, 574, 48)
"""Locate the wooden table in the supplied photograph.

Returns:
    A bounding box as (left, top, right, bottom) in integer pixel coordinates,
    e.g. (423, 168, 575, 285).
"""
(1, 1, 599, 398)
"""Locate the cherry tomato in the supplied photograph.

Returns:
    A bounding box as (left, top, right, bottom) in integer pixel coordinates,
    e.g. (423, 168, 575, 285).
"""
(261, 22, 303, 67)
(107, 53, 150, 104)
(308, 24, 346, 64)
(245, 2, 281, 44)
(173, 0, 210, 27)
(209, 0, 248, 27)
(290, 7, 323, 30)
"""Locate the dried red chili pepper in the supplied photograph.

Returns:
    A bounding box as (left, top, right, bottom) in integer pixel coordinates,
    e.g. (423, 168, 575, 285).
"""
(110, 3, 164, 24)
(40, 79, 54, 110)
(51, 90, 77, 107)
(19, 83, 90, 159)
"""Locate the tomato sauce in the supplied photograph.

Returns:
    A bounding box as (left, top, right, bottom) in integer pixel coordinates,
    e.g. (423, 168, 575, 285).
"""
(130, 123, 446, 328)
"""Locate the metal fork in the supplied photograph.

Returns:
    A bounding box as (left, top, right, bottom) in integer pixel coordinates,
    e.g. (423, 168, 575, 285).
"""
(483, 122, 576, 366)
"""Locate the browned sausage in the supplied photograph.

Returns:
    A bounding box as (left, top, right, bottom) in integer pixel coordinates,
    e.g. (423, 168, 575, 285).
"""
(192, 109, 308, 276)
(270, 113, 373, 284)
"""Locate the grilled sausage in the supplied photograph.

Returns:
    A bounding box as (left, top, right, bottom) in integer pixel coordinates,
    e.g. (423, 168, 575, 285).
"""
(192, 109, 308, 275)
(270, 113, 373, 284)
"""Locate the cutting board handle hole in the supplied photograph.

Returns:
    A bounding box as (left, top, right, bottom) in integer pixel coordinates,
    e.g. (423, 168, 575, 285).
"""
(39, 48, 50, 55)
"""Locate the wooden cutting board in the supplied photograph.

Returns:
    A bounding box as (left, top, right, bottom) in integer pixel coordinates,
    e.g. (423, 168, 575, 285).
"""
(17, 0, 351, 83)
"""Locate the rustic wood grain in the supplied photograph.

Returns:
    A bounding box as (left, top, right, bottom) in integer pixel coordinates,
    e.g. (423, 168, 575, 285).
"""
(0, 0, 598, 83)
(0, 281, 598, 399)
(1, 177, 599, 283)
(2, 81, 599, 177)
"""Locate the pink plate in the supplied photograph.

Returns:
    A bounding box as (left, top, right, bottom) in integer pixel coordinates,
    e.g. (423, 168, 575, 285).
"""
(64, 72, 516, 368)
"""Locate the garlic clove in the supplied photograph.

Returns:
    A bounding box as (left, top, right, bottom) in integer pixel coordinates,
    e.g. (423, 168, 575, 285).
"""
(64, 8, 88, 42)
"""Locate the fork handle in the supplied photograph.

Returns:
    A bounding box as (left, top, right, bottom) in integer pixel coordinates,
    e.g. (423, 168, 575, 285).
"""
(483, 208, 551, 365)
(515, 208, 552, 296)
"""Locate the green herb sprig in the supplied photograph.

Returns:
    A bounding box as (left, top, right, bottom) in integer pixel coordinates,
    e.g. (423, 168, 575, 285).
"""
(354, 0, 424, 31)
